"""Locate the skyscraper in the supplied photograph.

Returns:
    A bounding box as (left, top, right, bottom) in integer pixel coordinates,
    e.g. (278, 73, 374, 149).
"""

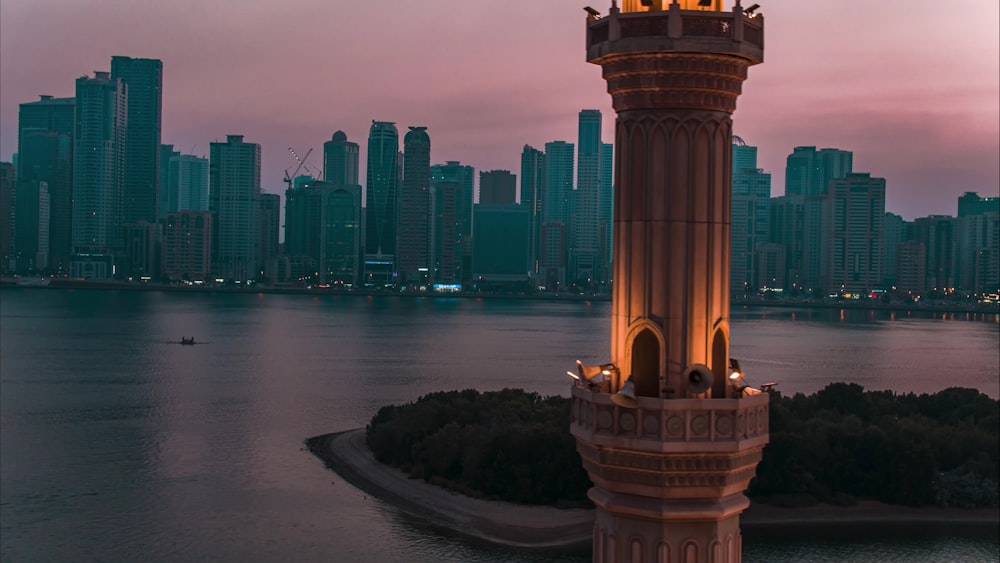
(209, 135, 261, 282)
(365, 121, 399, 286)
(913, 215, 956, 293)
(541, 141, 573, 289)
(784, 146, 852, 197)
(18, 95, 74, 272)
(112, 56, 162, 278)
(572, 109, 602, 288)
(258, 193, 281, 281)
(825, 173, 885, 295)
(955, 192, 1000, 293)
(781, 146, 852, 292)
(881, 212, 908, 289)
(161, 211, 211, 282)
(731, 136, 771, 295)
(0, 162, 14, 274)
(72, 72, 125, 279)
(478, 169, 516, 205)
(520, 145, 545, 284)
(598, 142, 614, 287)
(160, 145, 209, 216)
(430, 161, 474, 285)
(324, 131, 359, 186)
(398, 126, 431, 286)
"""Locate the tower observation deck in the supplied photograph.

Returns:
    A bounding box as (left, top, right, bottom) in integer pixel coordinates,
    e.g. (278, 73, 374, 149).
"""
(572, 2, 767, 561)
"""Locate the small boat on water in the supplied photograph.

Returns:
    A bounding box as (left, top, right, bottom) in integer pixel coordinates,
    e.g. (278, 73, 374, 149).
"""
(180, 337, 196, 345)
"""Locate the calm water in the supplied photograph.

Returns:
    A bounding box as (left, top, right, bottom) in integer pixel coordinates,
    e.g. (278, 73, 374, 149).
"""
(1, 288, 997, 562)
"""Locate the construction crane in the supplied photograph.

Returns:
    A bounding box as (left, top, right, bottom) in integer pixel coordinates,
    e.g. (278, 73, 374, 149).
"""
(283, 147, 316, 190)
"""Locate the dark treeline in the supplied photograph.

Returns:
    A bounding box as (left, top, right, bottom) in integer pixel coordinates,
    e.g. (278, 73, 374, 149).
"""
(365, 384, 999, 509)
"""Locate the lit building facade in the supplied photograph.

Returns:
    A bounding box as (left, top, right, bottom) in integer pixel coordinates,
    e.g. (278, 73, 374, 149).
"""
(574, 3, 768, 561)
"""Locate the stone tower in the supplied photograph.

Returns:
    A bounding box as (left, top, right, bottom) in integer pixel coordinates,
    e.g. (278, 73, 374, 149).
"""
(570, 2, 768, 561)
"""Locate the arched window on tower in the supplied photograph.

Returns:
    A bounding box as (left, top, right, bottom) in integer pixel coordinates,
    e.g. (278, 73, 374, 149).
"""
(711, 329, 728, 398)
(631, 329, 660, 398)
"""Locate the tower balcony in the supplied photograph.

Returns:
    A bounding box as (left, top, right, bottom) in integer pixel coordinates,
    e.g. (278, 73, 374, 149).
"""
(570, 385, 768, 501)
(587, 4, 764, 64)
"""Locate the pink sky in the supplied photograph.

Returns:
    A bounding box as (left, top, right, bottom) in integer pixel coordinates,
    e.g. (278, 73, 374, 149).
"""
(1, 1, 997, 219)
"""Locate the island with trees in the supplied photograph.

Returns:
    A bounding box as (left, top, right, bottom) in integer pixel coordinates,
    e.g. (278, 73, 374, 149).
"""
(363, 384, 999, 510)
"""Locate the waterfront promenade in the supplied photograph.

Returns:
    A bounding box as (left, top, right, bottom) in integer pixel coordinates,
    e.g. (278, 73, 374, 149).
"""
(4, 277, 998, 315)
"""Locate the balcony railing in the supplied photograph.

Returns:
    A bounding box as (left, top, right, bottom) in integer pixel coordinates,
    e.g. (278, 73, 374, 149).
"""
(570, 385, 769, 452)
(587, 8, 764, 52)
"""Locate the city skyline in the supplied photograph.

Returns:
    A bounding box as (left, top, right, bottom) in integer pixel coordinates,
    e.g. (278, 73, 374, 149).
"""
(1, 1, 998, 220)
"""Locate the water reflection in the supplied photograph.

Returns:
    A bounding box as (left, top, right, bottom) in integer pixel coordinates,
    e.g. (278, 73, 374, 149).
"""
(1, 289, 997, 562)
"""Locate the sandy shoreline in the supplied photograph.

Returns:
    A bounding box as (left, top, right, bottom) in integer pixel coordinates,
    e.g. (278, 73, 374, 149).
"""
(307, 429, 999, 548)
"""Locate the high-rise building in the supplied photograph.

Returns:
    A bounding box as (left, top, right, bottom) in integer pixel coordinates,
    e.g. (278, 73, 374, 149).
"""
(780, 146, 851, 293)
(398, 126, 431, 286)
(160, 145, 209, 216)
(258, 193, 281, 281)
(598, 142, 614, 287)
(18, 95, 74, 272)
(209, 135, 261, 282)
(520, 145, 545, 284)
(572, 109, 602, 288)
(324, 130, 359, 186)
(430, 161, 474, 285)
(0, 162, 14, 274)
(541, 141, 573, 289)
(72, 72, 126, 279)
(319, 183, 363, 286)
(472, 203, 530, 291)
(112, 56, 162, 279)
(161, 211, 211, 281)
(284, 179, 362, 285)
(365, 121, 399, 286)
(955, 192, 1000, 293)
(574, 4, 767, 560)
(478, 169, 516, 205)
(896, 240, 927, 296)
(881, 212, 908, 289)
(731, 193, 756, 297)
(429, 181, 460, 284)
(824, 173, 885, 295)
(784, 146, 852, 197)
(768, 195, 804, 291)
(731, 137, 772, 295)
(913, 215, 956, 293)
